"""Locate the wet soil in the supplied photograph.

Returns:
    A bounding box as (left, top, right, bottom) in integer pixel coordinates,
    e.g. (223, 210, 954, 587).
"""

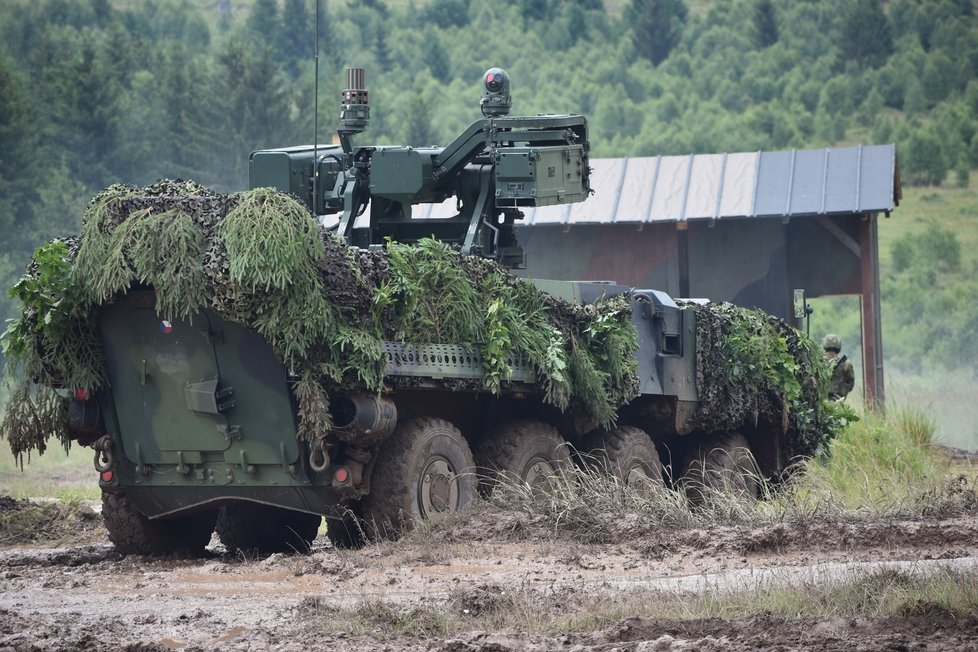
(1, 504, 978, 651)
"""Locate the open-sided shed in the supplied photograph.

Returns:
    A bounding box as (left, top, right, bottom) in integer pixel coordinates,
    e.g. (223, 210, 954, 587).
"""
(506, 145, 902, 405)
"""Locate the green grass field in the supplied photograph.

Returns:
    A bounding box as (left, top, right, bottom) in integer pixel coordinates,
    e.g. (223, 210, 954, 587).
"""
(0, 444, 99, 502)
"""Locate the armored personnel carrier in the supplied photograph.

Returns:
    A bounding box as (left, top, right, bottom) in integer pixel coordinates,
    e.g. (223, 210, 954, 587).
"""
(5, 69, 829, 553)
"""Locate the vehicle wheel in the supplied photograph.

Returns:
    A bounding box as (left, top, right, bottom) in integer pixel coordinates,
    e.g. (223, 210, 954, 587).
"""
(475, 419, 571, 495)
(681, 432, 760, 502)
(360, 417, 477, 540)
(583, 426, 663, 493)
(216, 503, 321, 555)
(324, 502, 365, 550)
(102, 492, 216, 556)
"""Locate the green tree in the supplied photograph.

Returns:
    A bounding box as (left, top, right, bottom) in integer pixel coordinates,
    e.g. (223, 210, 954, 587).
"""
(247, 0, 278, 38)
(921, 50, 958, 105)
(421, 0, 470, 29)
(626, 0, 688, 66)
(405, 95, 434, 147)
(279, 0, 314, 77)
(837, 0, 894, 69)
(191, 41, 297, 190)
(751, 0, 778, 49)
(132, 0, 210, 48)
(28, 24, 128, 189)
(0, 51, 39, 249)
(425, 30, 451, 83)
(899, 124, 949, 186)
(518, 0, 552, 23)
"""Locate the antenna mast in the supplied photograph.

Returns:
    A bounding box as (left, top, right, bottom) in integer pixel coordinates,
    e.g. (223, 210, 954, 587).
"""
(312, 0, 320, 216)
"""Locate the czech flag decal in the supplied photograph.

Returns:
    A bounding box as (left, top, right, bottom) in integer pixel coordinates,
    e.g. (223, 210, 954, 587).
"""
(160, 320, 173, 334)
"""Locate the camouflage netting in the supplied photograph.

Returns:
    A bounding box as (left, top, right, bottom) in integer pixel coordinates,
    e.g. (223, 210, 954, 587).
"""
(1, 181, 639, 460)
(682, 301, 841, 462)
(2, 181, 844, 464)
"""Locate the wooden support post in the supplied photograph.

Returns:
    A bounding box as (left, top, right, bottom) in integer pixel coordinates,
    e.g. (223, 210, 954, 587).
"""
(859, 213, 885, 409)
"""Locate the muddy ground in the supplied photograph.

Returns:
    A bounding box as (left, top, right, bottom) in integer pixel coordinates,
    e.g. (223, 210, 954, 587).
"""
(2, 497, 978, 652)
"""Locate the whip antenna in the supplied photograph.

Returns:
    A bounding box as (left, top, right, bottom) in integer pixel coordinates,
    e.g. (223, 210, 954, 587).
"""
(312, 0, 320, 216)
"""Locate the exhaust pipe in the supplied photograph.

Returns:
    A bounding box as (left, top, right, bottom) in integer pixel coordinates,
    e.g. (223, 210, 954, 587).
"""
(330, 394, 396, 445)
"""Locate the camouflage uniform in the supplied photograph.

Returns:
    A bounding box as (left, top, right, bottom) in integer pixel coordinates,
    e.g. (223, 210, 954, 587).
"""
(821, 334, 854, 401)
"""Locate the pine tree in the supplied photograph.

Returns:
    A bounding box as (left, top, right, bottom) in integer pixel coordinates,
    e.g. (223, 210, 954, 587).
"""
(421, 0, 471, 29)
(247, 0, 279, 41)
(405, 95, 434, 147)
(838, 0, 894, 69)
(0, 52, 38, 241)
(751, 0, 778, 49)
(626, 0, 688, 66)
(279, 0, 314, 77)
(426, 31, 451, 83)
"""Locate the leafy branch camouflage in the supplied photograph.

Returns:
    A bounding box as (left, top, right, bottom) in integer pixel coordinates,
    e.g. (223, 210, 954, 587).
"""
(684, 301, 842, 461)
(1, 181, 641, 460)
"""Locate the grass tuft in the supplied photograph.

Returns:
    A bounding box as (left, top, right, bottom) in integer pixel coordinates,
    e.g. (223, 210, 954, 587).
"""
(461, 406, 968, 543)
(0, 495, 102, 545)
(798, 405, 942, 512)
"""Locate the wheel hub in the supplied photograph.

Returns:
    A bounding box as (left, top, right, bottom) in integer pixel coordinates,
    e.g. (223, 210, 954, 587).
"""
(419, 457, 459, 517)
(524, 457, 558, 490)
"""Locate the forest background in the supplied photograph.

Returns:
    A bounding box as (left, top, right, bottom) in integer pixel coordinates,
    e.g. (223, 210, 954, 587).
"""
(0, 0, 976, 449)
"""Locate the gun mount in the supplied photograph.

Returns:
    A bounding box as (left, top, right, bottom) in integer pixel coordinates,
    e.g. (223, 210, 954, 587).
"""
(249, 68, 590, 267)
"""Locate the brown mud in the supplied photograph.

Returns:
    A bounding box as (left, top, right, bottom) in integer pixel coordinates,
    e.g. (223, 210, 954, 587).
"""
(2, 498, 978, 651)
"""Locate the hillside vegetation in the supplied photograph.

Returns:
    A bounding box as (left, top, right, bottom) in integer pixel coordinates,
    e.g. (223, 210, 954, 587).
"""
(0, 0, 976, 446)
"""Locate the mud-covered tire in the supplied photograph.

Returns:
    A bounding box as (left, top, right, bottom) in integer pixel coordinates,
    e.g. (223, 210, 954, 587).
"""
(682, 432, 761, 502)
(360, 417, 477, 540)
(475, 419, 571, 494)
(102, 493, 216, 556)
(324, 503, 365, 550)
(216, 504, 321, 555)
(583, 426, 663, 492)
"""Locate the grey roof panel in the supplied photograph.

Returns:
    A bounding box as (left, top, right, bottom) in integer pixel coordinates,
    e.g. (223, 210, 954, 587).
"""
(684, 154, 724, 219)
(618, 157, 659, 222)
(824, 146, 860, 214)
(859, 145, 898, 212)
(719, 152, 758, 218)
(788, 149, 828, 215)
(753, 150, 792, 216)
(649, 155, 690, 221)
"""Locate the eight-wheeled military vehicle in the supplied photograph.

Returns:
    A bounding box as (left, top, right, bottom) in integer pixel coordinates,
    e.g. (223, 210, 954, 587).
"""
(69, 69, 802, 553)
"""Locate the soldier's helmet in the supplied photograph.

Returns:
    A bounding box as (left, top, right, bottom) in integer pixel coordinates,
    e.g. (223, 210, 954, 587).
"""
(821, 333, 841, 352)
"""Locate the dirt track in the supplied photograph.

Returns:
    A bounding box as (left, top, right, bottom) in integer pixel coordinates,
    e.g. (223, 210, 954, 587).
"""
(2, 502, 978, 651)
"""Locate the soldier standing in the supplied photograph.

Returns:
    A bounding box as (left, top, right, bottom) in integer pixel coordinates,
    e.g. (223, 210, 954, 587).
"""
(821, 333, 855, 401)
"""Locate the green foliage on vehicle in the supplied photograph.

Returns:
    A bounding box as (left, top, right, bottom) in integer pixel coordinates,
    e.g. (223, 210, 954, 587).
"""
(1, 240, 99, 459)
(4, 241, 77, 355)
(687, 301, 841, 460)
(0, 183, 641, 459)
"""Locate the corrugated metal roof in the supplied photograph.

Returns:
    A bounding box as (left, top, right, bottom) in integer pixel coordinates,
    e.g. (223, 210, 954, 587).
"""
(339, 144, 900, 228)
(523, 144, 899, 225)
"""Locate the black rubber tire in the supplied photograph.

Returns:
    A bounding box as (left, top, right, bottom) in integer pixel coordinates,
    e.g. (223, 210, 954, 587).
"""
(475, 419, 571, 494)
(324, 502, 365, 550)
(360, 417, 477, 540)
(102, 492, 216, 556)
(681, 432, 761, 502)
(583, 425, 663, 492)
(216, 503, 321, 555)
